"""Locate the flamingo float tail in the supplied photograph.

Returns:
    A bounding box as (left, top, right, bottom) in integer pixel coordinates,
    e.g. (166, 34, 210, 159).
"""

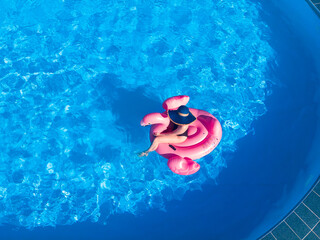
(167, 156, 200, 175)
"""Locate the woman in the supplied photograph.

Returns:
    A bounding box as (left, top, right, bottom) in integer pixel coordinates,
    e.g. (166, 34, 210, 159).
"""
(138, 105, 197, 157)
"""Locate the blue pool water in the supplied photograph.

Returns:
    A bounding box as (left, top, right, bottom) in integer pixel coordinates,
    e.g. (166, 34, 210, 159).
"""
(0, 0, 319, 239)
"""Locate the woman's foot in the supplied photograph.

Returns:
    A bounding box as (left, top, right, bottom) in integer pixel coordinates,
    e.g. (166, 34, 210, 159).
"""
(138, 151, 149, 157)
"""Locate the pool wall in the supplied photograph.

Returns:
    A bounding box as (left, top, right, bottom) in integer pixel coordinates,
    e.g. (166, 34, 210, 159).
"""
(269, 0, 320, 65)
(248, 0, 320, 239)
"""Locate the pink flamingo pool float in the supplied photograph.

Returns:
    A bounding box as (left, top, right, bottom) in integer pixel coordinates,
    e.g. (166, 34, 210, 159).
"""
(140, 95, 222, 176)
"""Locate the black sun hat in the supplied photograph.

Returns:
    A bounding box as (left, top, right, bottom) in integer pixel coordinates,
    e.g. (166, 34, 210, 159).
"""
(168, 105, 197, 125)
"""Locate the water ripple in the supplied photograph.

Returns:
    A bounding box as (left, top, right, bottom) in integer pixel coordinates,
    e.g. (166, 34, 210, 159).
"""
(0, 0, 274, 228)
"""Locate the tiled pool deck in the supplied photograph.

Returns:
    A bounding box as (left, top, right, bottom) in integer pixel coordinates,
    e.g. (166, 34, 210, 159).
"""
(306, 0, 320, 17)
(259, 177, 320, 240)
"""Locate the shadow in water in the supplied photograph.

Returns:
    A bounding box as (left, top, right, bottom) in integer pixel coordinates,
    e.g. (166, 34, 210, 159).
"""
(94, 73, 164, 143)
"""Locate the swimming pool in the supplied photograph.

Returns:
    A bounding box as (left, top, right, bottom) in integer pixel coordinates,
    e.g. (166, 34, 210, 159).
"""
(0, 0, 319, 239)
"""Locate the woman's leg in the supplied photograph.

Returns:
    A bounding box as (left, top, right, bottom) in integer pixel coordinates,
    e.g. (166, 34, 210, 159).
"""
(138, 135, 187, 157)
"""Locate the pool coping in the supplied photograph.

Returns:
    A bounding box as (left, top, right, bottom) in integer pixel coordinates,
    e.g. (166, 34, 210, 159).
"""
(306, 0, 320, 17)
(259, 175, 320, 240)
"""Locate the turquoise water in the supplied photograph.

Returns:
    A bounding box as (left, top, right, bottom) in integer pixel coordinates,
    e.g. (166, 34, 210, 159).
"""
(0, 0, 274, 229)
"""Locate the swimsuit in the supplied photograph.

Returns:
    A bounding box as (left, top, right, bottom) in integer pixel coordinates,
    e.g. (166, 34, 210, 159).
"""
(172, 123, 188, 137)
